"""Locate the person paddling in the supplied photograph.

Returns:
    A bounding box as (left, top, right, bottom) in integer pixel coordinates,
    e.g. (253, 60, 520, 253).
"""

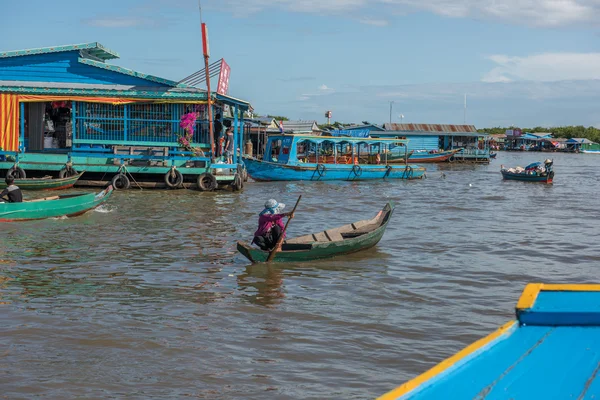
(252, 199, 294, 251)
(0, 176, 23, 203)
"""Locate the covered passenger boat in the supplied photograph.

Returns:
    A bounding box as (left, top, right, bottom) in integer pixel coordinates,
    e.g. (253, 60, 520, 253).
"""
(0, 185, 113, 221)
(378, 283, 600, 400)
(237, 202, 394, 263)
(501, 159, 554, 183)
(243, 135, 425, 181)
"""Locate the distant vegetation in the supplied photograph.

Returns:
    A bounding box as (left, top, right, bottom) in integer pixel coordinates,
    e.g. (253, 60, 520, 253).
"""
(478, 126, 600, 142)
(267, 115, 289, 121)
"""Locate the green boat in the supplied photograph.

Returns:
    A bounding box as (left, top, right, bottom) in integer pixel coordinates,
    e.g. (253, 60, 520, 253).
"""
(237, 202, 394, 263)
(0, 171, 85, 190)
(0, 185, 113, 221)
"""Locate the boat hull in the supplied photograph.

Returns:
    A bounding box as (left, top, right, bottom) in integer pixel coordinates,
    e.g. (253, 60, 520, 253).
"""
(0, 185, 113, 221)
(406, 149, 461, 163)
(378, 283, 600, 400)
(0, 172, 84, 190)
(244, 159, 425, 181)
(237, 202, 393, 263)
(501, 170, 553, 183)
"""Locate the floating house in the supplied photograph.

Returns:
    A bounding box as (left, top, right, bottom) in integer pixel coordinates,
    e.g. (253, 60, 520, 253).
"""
(0, 42, 251, 190)
(371, 123, 490, 163)
(504, 131, 553, 151)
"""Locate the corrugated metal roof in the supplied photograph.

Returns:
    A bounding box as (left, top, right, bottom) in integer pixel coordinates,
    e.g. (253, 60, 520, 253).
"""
(383, 123, 477, 133)
(267, 120, 320, 133)
(0, 42, 119, 61)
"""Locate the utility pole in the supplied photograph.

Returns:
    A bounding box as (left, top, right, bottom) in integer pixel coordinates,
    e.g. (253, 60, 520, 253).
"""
(464, 94, 467, 124)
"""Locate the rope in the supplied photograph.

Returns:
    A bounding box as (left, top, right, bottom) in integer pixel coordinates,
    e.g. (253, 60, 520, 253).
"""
(120, 165, 143, 190)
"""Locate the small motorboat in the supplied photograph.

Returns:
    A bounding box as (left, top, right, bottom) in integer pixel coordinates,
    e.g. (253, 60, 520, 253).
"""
(237, 202, 394, 263)
(0, 185, 113, 221)
(501, 159, 554, 183)
(0, 171, 85, 190)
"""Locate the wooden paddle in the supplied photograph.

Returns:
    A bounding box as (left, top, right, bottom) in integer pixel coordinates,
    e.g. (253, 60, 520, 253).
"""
(266, 195, 302, 262)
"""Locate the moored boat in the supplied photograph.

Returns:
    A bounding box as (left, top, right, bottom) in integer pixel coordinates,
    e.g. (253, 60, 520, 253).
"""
(244, 135, 425, 181)
(0, 185, 113, 221)
(501, 159, 554, 183)
(407, 148, 462, 163)
(237, 202, 394, 263)
(378, 283, 600, 400)
(0, 171, 85, 190)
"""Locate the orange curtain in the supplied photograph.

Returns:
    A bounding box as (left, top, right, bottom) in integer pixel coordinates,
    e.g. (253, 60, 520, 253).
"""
(0, 94, 19, 152)
(18, 95, 141, 105)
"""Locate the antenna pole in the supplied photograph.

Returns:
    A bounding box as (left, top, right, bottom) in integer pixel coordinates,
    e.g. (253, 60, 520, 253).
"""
(199, 0, 215, 161)
(464, 94, 467, 124)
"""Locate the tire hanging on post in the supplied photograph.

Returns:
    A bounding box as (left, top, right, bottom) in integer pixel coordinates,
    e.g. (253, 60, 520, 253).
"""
(111, 173, 130, 190)
(197, 172, 217, 191)
(6, 166, 26, 179)
(164, 169, 183, 189)
(59, 165, 78, 179)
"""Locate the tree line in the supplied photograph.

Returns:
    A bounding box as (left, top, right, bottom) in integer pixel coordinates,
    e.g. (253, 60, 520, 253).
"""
(478, 126, 600, 143)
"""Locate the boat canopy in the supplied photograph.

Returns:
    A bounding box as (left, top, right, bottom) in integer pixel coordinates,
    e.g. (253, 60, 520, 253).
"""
(289, 135, 408, 146)
(262, 134, 410, 165)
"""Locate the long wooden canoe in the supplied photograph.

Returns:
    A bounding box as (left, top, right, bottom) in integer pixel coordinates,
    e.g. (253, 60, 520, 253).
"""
(378, 283, 600, 400)
(237, 202, 394, 263)
(0, 185, 113, 221)
(0, 171, 84, 190)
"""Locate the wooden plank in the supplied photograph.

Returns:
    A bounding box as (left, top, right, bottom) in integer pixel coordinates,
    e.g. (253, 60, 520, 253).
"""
(325, 230, 343, 242)
(352, 220, 369, 229)
(313, 232, 328, 242)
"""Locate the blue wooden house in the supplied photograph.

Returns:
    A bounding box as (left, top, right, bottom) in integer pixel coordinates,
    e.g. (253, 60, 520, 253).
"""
(0, 42, 251, 190)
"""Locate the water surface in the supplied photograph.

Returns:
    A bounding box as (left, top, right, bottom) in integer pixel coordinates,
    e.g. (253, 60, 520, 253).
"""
(1, 152, 598, 399)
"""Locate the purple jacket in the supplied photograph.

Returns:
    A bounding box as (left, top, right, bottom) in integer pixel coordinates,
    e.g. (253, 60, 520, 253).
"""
(254, 213, 285, 237)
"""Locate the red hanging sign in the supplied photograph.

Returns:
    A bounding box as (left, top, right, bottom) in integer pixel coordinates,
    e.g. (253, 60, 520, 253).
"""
(217, 59, 231, 95)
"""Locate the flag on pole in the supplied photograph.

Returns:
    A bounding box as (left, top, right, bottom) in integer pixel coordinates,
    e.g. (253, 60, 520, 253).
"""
(201, 23, 210, 57)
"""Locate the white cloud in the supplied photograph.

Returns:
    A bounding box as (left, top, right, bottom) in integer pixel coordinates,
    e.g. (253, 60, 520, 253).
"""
(358, 17, 389, 26)
(483, 53, 600, 82)
(208, 0, 600, 27)
(83, 17, 156, 28)
(318, 84, 334, 91)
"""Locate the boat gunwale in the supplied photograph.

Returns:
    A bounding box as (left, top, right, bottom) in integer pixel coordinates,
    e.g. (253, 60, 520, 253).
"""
(237, 202, 394, 262)
(377, 283, 600, 400)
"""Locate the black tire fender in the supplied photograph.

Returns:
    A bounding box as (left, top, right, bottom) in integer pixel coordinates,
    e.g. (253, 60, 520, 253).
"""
(164, 169, 183, 189)
(6, 166, 26, 179)
(111, 173, 131, 190)
(197, 173, 217, 191)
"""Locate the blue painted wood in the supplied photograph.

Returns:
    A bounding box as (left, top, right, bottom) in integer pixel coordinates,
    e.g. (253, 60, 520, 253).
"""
(396, 324, 600, 400)
(0, 52, 168, 87)
(233, 104, 239, 164)
(244, 158, 425, 181)
(518, 291, 600, 325)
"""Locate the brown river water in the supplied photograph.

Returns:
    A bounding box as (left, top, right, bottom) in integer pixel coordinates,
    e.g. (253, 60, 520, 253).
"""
(1, 152, 599, 399)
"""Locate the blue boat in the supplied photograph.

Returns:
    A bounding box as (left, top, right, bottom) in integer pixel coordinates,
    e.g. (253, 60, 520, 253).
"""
(378, 283, 600, 400)
(501, 159, 554, 183)
(244, 135, 426, 181)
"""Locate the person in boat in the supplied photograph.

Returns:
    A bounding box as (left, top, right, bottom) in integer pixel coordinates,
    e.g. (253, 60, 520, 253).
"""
(252, 199, 293, 251)
(0, 176, 23, 203)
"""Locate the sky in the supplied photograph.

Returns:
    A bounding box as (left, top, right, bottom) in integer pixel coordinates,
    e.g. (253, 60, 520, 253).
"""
(2, 0, 600, 128)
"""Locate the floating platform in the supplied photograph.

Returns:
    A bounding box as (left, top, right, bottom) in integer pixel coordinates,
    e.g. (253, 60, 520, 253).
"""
(379, 283, 600, 400)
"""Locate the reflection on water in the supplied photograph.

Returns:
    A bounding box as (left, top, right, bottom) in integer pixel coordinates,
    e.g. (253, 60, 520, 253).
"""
(1, 152, 599, 399)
